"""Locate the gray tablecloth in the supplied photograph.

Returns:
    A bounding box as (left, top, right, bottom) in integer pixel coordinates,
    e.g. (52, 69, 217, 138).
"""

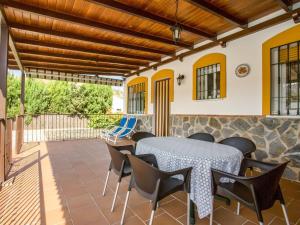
(136, 136, 243, 218)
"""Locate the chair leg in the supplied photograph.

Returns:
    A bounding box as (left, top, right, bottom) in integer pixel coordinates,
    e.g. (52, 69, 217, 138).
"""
(120, 190, 131, 225)
(187, 193, 190, 225)
(111, 182, 120, 212)
(102, 170, 110, 196)
(281, 204, 290, 225)
(149, 210, 155, 225)
(209, 196, 214, 225)
(236, 202, 240, 215)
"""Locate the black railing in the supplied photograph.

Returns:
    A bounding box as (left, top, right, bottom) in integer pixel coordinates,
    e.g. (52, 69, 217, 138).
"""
(23, 114, 123, 142)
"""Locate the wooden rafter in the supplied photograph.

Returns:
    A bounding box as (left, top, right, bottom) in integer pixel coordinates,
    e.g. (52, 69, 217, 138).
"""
(8, 53, 138, 70)
(14, 39, 157, 63)
(88, 0, 215, 40)
(275, 0, 292, 12)
(185, 0, 248, 28)
(128, 7, 300, 76)
(9, 23, 169, 55)
(0, 0, 192, 49)
(9, 61, 125, 76)
(8, 59, 130, 73)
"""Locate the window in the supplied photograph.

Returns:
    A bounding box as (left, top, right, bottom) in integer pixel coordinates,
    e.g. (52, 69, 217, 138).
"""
(196, 63, 221, 100)
(271, 41, 300, 115)
(127, 82, 146, 114)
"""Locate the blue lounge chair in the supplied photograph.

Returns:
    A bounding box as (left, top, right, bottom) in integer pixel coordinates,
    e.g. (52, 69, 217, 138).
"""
(107, 116, 137, 144)
(100, 116, 128, 140)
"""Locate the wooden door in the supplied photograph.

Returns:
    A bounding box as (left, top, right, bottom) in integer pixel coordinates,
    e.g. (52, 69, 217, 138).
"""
(154, 79, 170, 136)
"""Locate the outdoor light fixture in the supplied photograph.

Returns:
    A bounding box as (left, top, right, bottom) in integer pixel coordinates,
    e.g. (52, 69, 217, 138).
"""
(171, 0, 182, 43)
(177, 74, 184, 86)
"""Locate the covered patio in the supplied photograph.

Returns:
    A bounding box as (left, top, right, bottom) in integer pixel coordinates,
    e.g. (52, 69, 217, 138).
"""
(1, 139, 300, 225)
(1, 0, 300, 225)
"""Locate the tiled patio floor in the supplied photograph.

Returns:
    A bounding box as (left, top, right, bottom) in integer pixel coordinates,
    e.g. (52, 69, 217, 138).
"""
(0, 139, 300, 225)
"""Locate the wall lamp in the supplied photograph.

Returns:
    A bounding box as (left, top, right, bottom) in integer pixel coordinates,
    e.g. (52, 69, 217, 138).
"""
(176, 74, 185, 86)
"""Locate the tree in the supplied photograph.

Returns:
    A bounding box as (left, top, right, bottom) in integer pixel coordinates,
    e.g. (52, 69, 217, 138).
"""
(47, 81, 76, 114)
(7, 74, 20, 118)
(25, 79, 50, 115)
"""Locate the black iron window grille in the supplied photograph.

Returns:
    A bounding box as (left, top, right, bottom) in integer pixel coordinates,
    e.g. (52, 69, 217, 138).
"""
(271, 41, 300, 115)
(196, 63, 221, 100)
(127, 82, 145, 114)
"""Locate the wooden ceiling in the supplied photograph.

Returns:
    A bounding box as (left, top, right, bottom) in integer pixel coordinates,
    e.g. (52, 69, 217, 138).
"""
(0, 0, 298, 77)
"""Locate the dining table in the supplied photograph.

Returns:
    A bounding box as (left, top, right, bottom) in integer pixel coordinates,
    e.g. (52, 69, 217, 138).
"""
(135, 136, 244, 222)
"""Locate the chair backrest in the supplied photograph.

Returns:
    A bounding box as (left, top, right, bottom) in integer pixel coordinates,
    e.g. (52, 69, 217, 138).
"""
(252, 161, 288, 210)
(132, 132, 156, 143)
(119, 116, 128, 127)
(107, 144, 127, 173)
(126, 117, 137, 129)
(219, 137, 256, 156)
(128, 154, 160, 196)
(187, 132, 215, 142)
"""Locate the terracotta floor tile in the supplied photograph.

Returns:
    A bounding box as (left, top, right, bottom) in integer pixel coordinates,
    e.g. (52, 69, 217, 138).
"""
(2, 139, 300, 225)
(213, 207, 247, 225)
(149, 213, 182, 225)
(70, 205, 108, 225)
(161, 199, 187, 219)
(286, 199, 300, 223)
(114, 216, 145, 225)
(129, 201, 165, 221)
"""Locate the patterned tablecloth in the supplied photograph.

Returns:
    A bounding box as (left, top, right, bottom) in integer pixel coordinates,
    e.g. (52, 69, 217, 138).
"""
(136, 136, 243, 218)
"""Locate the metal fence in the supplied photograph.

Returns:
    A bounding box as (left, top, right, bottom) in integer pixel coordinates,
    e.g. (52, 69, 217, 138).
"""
(23, 114, 123, 142)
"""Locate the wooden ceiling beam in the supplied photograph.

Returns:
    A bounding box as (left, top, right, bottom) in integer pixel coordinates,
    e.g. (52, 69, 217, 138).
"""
(14, 39, 157, 64)
(0, 0, 192, 49)
(275, 0, 293, 12)
(8, 50, 139, 70)
(9, 59, 125, 76)
(185, 0, 248, 28)
(8, 59, 131, 73)
(88, 0, 215, 40)
(128, 8, 300, 76)
(9, 23, 169, 55)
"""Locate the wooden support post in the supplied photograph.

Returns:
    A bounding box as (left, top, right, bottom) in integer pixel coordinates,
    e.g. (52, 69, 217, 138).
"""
(0, 16, 9, 183)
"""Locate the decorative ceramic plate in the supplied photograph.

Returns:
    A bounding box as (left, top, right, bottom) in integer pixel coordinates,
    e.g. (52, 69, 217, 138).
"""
(235, 64, 250, 77)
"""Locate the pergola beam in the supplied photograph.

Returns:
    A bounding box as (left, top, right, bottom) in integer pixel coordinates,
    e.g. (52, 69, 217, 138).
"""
(8, 59, 130, 74)
(185, 0, 248, 28)
(275, 0, 292, 12)
(8, 52, 139, 70)
(14, 39, 156, 64)
(0, 0, 192, 49)
(88, 0, 215, 40)
(9, 23, 169, 55)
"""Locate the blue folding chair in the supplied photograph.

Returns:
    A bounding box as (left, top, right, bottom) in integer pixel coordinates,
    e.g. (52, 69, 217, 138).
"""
(107, 117, 137, 144)
(100, 116, 128, 140)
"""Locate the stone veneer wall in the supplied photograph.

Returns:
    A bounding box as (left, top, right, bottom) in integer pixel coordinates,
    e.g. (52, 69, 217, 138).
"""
(170, 115, 300, 181)
(132, 114, 300, 181)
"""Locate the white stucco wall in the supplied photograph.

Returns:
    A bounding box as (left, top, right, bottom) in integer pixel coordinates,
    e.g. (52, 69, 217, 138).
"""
(125, 19, 297, 116)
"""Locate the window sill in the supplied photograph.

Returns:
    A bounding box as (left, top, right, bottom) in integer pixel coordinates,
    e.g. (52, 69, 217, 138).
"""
(194, 98, 225, 102)
(267, 115, 300, 119)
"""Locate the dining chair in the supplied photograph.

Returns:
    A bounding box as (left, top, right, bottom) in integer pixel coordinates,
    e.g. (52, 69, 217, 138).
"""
(121, 154, 192, 225)
(219, 137, 256, 158)
(210, 159, 290, 225)
(187, 132, 215, 142)
(102, 144, 133, 212)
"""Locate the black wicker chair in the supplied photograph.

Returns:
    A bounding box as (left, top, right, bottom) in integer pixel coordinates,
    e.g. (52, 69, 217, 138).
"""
(219, 137, 256, 158)
(121, 154, 192, 225)
(187, 132, 215, 142)
(210, 159, 290, 225)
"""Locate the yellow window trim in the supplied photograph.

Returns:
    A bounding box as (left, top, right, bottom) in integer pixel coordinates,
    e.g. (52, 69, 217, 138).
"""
(151, 69, 174, 103)
(192, 53, 226, 100)
(127, 76, 148, 114)
(262, 24, 300, 115)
